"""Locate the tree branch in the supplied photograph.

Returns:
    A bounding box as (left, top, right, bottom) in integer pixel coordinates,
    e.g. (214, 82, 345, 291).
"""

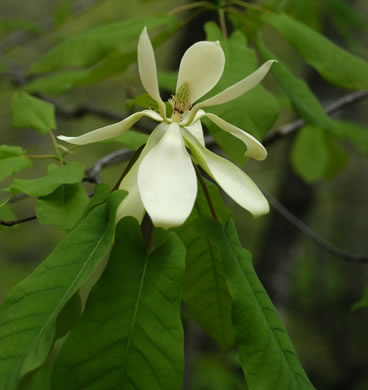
(262, 188, 368, 264)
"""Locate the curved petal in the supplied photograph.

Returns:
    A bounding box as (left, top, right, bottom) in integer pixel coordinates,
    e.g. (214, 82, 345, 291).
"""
(189, 60, 276, 120)
(138, 122, 197, 229)
(57, 110, 162, 145)
(138, 27, 166, 118)
(204, 113, 267, 160)
(184, 119, 205, 146)
(116, 122, 168, 223)
(181, 127, 269, 217)
(176, 41, 225, 104)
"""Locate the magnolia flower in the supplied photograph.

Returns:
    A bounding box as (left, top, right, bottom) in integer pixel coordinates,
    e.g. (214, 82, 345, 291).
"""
(58, 28, 276, 229)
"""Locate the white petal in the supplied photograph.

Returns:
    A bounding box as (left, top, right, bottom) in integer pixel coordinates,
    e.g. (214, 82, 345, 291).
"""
(138, 122, 197, 229)
(204, 113, 267, 160)
(138, 27, 166, 118)
(189, 60, 276, 119)
(57, 110, 162, 145)
(184, 119, 205, 146)
(181, 128, 269, 217)
(116, 122, 168, 223)
(176, 41, 225, 104)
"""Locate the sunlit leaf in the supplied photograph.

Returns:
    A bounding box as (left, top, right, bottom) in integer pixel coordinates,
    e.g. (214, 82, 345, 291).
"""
(8, 162, 85, 197)
(0, 145, 32, 181)
(0, 191, 126, 390)
(196, 217, 315, 389)
(52, 217, 185, 389)
(263, 13, 368, 90)
(36, 183, 89, 230)
(11, 92, 56, 134)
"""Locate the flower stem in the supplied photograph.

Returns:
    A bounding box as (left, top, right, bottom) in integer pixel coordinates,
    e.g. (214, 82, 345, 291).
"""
(218, 8, 228, 39)
(195, 165, 219, 222)
(27, 154, 59, 160)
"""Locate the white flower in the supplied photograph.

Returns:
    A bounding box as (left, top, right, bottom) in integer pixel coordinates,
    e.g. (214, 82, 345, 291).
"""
(58, 27, 276, 229)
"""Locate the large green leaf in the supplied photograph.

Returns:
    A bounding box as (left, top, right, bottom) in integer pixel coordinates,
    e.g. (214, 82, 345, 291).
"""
(196, 218, 315, 389)
(29, 15, 173, 74)
(8, 162, 85, 197)
(291, 125, 348, 183)
(51, 217, 185, 389)
(263, 13, 368, 90)
(0, 191, 126, 390)
(11, 92, 56, 134)
(204, 23, 279, 164)
(0, 145, 32, 181)
(257, 40, 340, 136)
(36, 183, 89, 230)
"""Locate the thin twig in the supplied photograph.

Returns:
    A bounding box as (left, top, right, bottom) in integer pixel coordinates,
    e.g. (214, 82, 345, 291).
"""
(263, 188, 368, 264)
(169, 1, 212, 16)
(0, 215, 37, 227)
(264, 90, 368, 146)
(230, 0, 270, 14)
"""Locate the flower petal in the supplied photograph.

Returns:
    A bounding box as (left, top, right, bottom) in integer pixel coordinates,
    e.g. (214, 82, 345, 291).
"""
(176, 41, 225, 104)
(138, 122, 197, 229)
(116, 122, 168, 223)
(204, 113, 267, 160)
(57, 110, 162, 145)
(138, 27, 166, 118)
(184, 119, 205, 146)
(189, 60, 276, 119)
(181, 127, 269, 217)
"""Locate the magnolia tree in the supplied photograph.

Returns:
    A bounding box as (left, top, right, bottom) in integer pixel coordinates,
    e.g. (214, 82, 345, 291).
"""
(0, 1, 368, 389)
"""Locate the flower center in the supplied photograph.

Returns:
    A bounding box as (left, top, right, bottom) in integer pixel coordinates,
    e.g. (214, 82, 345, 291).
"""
(169, 82, 192, 122)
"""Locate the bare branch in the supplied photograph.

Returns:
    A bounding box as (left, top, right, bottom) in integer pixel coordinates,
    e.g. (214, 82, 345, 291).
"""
(264, 90, 368, 146)
(263, 188, 368, 264)
(0, 215, 37, 227)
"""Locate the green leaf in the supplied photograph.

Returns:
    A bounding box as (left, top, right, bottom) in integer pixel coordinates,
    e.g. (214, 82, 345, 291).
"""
(291, 125, 347, 183)
(257, 39, 340, 136)
(54, 292, 82, 340)
(11, 92, 56, 134)
(30, 15, 173, 74)
(51, 217, 185, 389)
(102, 130, 149, 150)
(0, 19, 43, 34)
(0, 145, 32, 181)
(263, 13, 368, 90)
(53, 0, 72, 28)
(0, 203, 16, 221)
(36, 183, 89, 230)
(204, 23, 279, 164)
(8, 162, 85, 197)
(0, 191, 126, 390)
(197, 217, 315, 389)
(335, 119, 368, 156)
(126, 93, 159, 111)
(352, 287, 368, 311)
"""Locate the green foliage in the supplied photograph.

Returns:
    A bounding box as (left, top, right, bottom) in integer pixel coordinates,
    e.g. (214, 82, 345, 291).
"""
(8, 162, 85, 197)
(53, 0, 72, 28)
(196, 218, 315, 389)
(51, 218, 186, 389)
(335, 119, 368, 156)
(263, 13, 368, 90)
(291, 125, 348, 183)
(204, 23, 279, 164)
(29, 15, 173, 74)
(36, 183, 89, 230)
(54, 292, 82, 340)
(352, 287, 368, 311)
(0, 191, 126, 390)
(102, 130, 149, 150)
(0, 145, 32, 181)
(11, 92, 56, 134)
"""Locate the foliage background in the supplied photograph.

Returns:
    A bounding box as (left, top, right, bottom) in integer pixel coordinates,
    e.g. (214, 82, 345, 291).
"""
(0, 0, 368, 389)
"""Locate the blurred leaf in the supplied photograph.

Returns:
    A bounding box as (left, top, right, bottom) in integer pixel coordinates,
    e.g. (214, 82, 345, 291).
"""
(103, 130, 149, 150)
(257, 40, 340, 136)
(158, 70, 177, 92)
(30, 15, 173, 74)
(204, 23, 279, 164)
(197, 217, 315, 389)
(0, 191, 126, 390)
(53, 0, 72, 28)
(0, 203, 16, 221)
(8, 162, 85, 197)
(126, 93, 158, 110)
(352, 287, 368, 311)
(36, 183, 89, 230)
(52, 218, 185, 389)
(0, 19, 43, 34)
(335, 119, 368, 156)
(0, 145, 32, 181)
(54, 292, 82, 340)
(263, 13, 368, 90)
(291, 125, 348, 183)
(11, 92, 56, 134)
